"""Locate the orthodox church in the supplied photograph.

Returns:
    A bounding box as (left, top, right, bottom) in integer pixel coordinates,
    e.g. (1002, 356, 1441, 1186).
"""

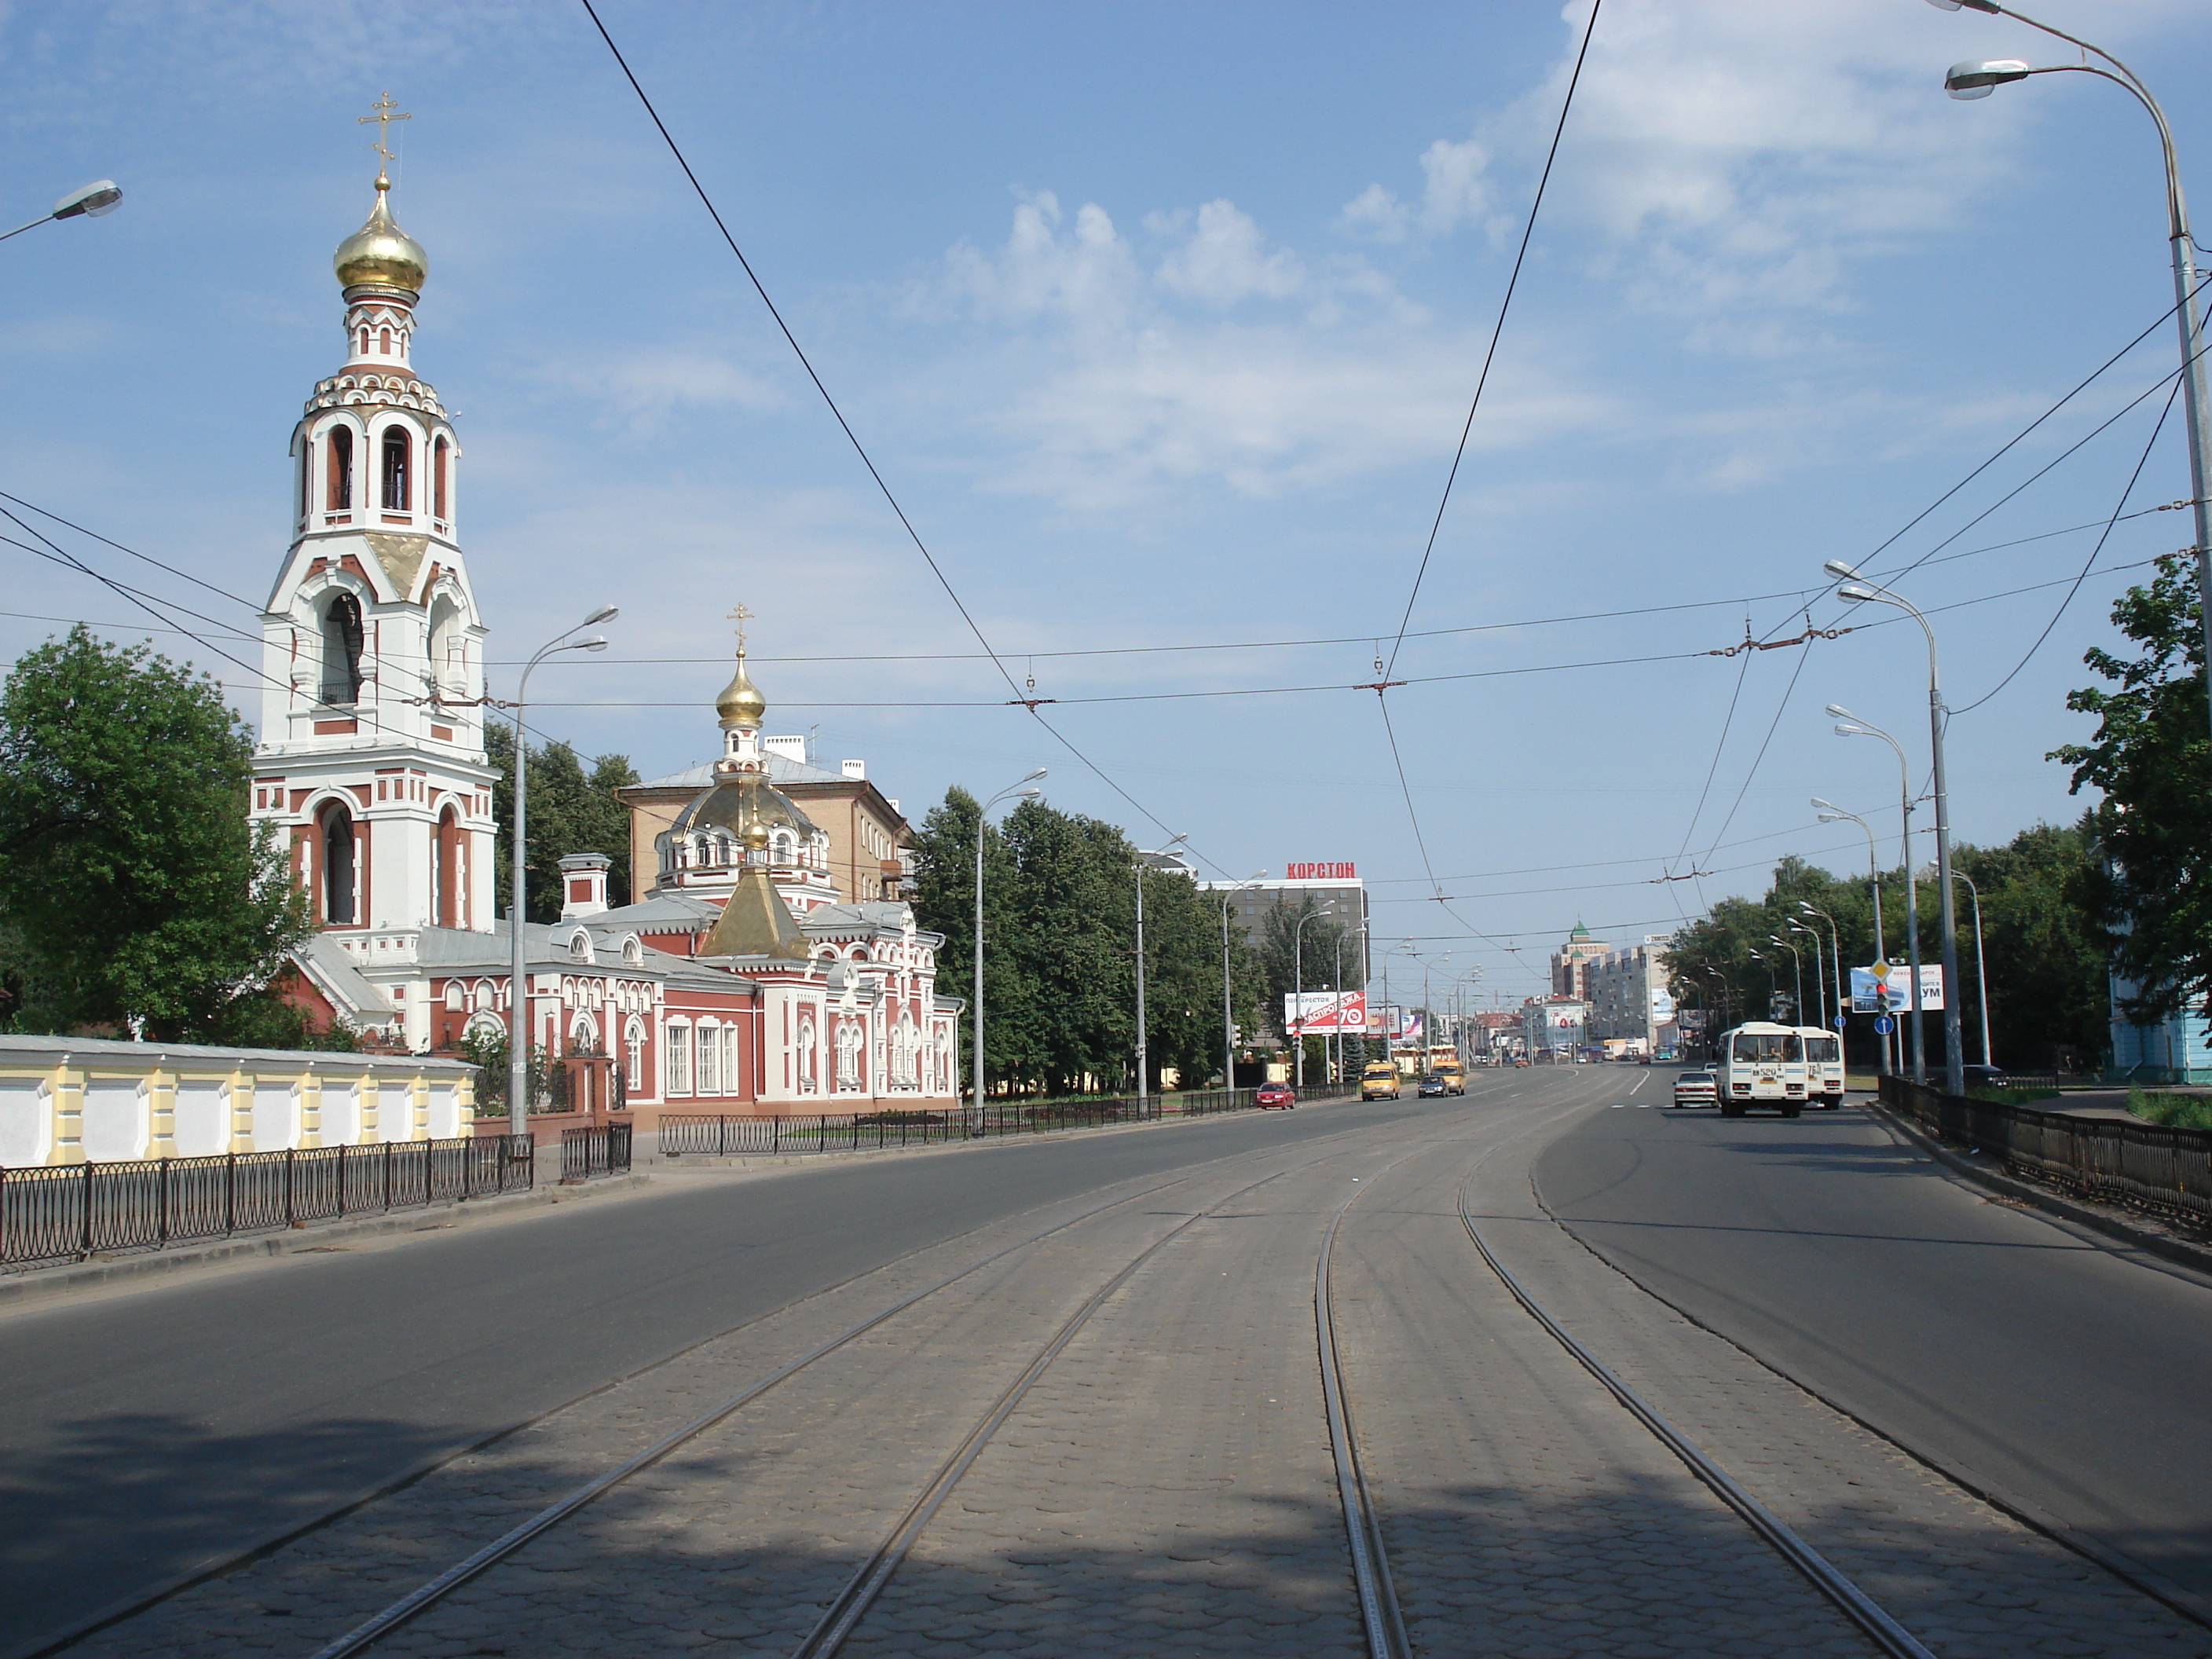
(255, 145, 961, 1119)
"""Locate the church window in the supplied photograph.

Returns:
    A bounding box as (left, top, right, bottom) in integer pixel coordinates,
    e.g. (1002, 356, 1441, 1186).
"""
(698, 1023, 720, 1094)
(723, 1026, 740, 1096)
(321, 803, 357, 925)
(320, 594, 364, 705)
(668, 1024, 692, 1095)
(624, 1020, 644, 1090)
(797, 1017, 817, 1093)
(433, 437, 449, 522)
(326, 428, 353, 510)
(378, 327, 392, 356)
(434, 807, 461, 928)
(381, 428, 411, 511)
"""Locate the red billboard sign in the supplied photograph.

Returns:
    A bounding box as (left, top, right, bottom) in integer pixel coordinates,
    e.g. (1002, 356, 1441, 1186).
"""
(1286, 862, 1356, 881)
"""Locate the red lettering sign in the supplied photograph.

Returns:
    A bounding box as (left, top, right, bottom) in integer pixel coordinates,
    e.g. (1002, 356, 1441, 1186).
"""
(1285, 862, 1357, 881)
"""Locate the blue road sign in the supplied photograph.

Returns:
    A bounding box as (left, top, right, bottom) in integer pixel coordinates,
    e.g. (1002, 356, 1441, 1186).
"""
(1873, 1014, 1896, 1035)
(1832, 1015, 1847, 1031)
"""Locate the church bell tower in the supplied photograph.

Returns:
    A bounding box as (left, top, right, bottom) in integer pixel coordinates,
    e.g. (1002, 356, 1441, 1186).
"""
(251, 98, 496, 943)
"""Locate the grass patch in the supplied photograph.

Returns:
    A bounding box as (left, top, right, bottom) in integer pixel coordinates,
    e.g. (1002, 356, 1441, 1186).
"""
(1969, 1086, 2060, 1106)
(2126, 1087, 2212, 1130)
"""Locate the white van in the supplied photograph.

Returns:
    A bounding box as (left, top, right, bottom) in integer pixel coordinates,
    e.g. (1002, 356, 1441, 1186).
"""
(1716, 1022, 1808, 1117)
(1796, 1027, 1844, 1109)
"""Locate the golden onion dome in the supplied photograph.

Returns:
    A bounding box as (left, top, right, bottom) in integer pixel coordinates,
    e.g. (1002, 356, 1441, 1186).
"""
(334, 174, 427, 292)
(716, 649, 767, 728)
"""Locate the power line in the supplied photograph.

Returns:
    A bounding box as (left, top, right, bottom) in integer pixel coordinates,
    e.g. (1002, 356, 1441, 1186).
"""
(0, 489, 262, 612)
(1381, 0, 1601, 682)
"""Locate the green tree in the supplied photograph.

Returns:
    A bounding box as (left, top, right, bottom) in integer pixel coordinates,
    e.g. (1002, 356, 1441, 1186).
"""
(908, 786, 1027, 1097)
(486, 722, 639, 921)
(1956, 819, 2104, 1069)
(2052, 551, 2212, 1034)
(0, 628, 314, 1042)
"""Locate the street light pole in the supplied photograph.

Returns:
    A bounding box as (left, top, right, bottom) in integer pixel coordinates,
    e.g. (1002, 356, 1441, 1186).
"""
(1827, 710, 1926, 1085)
(1788, 924, 1826, 1035)
(1132, 833, 1188, 1115)
(1815, 800, 1891, 1075)
(1291, 905, 1327, 1090)
(1828, 566, 1966, 1100)
(1219, 872, 1265, 1097)
(1934, 0, 2212, 764)
(0, 179, 123, 247)
(1949, 867, 1994, 1065)
(507, 607, 617, 1138)
(1797, 900, 1845, 1031)
(1767, 936, 1804, 1024)
(972, 772, 1046, 1133)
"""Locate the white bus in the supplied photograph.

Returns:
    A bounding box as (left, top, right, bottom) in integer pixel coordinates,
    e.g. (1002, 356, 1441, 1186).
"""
(1716, 1022, 1808, 1117)
(1796, 1026, 1844, 1109)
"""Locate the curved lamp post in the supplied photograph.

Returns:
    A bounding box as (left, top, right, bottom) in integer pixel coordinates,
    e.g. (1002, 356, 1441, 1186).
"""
(1747, 949, 1779, 1012)
(1814, 798, 1892, 1074)
(508, 606, 618, 1136)
(1932, 0, 2212, 765)
(1826, 707, 1929, 1086)
(1785, 925, 1826, 1034)
(1767, 936, 1804, 1024)
(972, 771, 1046, 1132)
(1796, 899, 1847, 1035)
(0, 179, 123, 248)
(1946, 865, 1994, 1065)
(1133, 832, 1188, 1114)
(1827, 559, 1965, 1098)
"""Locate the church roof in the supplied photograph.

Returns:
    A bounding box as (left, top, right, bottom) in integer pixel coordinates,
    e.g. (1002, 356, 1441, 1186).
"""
(698, 865, 811, 960)
(635, 753, 849, 789)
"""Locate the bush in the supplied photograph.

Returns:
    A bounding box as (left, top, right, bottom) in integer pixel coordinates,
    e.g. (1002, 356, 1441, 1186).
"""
(2126, 1087, 2212, 1130)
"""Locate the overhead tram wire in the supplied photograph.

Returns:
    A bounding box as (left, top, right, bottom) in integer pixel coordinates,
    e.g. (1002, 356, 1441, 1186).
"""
(0, 487, 261, 612)
(1953, 368, 2187, 716)
(579, 0, 1235, 876)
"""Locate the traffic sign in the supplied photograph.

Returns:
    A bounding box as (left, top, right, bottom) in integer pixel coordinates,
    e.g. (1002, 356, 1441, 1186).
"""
(1832, 1015, 1847, 1031)
(1873, 1014, 1895, 1035)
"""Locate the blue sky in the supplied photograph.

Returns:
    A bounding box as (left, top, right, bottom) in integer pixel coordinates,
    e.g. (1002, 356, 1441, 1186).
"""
(3, 0, 2208, 1002)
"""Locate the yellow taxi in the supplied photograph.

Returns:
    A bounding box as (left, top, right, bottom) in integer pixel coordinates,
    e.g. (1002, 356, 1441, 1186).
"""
(1361, 1061, 1402, 1101)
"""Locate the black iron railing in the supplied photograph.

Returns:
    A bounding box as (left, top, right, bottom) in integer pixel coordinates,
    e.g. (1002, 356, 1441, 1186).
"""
(559, 1122, 633, 1182)
(1882, 1075, 2212, 1225)
(0, 1135, 538, 1271)
(659, 1082, 1361, 1159)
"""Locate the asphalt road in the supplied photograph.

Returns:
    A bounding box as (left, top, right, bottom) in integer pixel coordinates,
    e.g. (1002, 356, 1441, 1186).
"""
(1533, 1088, 2212, 1606)
(0, 1093, 1434, 1655)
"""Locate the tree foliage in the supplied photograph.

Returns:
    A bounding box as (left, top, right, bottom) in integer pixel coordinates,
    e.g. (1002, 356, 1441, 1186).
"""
(908, 788, 1264, 1097)
(0, 628, 315, 1042)
(485, 723, 639, 921)
(2052, 552, 2212, 1031)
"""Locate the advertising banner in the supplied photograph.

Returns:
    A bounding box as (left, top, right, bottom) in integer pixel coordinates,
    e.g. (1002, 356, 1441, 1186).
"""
(1284, 991, 1368, 1033)
(1679, 1009, 1710, 1031)
(1848, 965, 1945, 1013)
(1650, 988, 1677, 1024)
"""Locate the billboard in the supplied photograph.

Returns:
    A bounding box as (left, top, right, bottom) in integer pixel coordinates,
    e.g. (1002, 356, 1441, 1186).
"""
(1848, 965, 1945, 1013)
(1679, 1009, 1710, 1031)
(1285, 991, 1368, 1033)
(1286, 862, 1356, 881)
(1650, 988, 1677, 1024)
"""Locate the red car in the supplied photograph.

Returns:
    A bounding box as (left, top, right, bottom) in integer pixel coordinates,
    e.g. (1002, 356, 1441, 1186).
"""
(1254, 1083, 1296, 1110)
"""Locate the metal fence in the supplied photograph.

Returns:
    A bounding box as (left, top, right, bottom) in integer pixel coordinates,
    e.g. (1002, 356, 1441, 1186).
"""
(1882, 1075, 2212, 1226)
(0, 1135, 537, 1271)
(658, 1082, 1361, 1159)
(560, 1122, 634, 1182)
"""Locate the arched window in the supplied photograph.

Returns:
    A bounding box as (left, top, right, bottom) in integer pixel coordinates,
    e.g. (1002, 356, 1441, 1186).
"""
(434, 806, 461, 928)
(773, 831, 794, 866)
(433, 436, 449, 522)
(356, 328, 369, 357)
(698, 1022, 720, 1094)
(321, 802, 357, 925)
(378, 327, 393, 356)
(326, 427, 353, 510)
(381, 428, 411, 511)
(320, 593, 364, 705)
(624, 1019, 644, 1090)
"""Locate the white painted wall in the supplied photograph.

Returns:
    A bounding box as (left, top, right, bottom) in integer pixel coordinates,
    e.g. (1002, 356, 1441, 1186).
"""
(252, 1082, 298, 1152)
(0, 1078, 49, 1167)
(171, 1079, 230, 1158)
(81, 1079, 148, 1163)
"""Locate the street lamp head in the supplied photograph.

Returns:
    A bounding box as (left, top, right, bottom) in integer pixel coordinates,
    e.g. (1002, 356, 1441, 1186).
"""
(1018, 787, 1042, 800)
(1824, 705, 1853, 720)
(52, 180, 122, 220)
(573, 635, 609, 652)
(1925, 1, 2004, 14)
(1946, 58, 2031, 99)
(1821, 558, 1861, 581)
(1021, 767, 1049, 782)
(581, 603, 620, 627)
(1811, 795, 1836, 811)
(1817, 811, 1844, 824)
(1836, 583, 1879, 604)
(1833, 722, 1867, 738)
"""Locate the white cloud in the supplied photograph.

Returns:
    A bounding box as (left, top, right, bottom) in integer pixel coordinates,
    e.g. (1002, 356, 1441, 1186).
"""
(546, 348, 783, 434)
(1155, 200, 1305, 306)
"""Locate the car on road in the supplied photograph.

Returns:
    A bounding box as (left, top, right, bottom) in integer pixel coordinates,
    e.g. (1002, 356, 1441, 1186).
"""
(1671, 1069, 1718, 1108)
(1254, 1082, 1295, 1110)
(1430, 1059, 1467, 1095)
(1418, 1072, 1449, 1097)
(1359, 1062, 1401, 1101)
(1962, 1063, 2008, 1091)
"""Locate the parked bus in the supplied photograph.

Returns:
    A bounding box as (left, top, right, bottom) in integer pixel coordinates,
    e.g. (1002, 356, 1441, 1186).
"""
(1715, 1022, 1808, 1117)
(1796, 1026, 1844, 1109)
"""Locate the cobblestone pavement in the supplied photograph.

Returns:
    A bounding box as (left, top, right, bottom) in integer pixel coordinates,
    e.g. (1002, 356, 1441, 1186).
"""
(64, 1074, 2212, 1659)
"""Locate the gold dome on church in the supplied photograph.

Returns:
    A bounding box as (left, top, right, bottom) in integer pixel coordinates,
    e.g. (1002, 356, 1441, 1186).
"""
(334, 175, 427, 293)
(716, 650, 767, 728)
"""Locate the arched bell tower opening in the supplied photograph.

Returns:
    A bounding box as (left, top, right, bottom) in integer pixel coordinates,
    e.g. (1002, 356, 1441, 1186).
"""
(321, 801, 358, 925)
(434, 804, 461, 928)
(320, 593, 364, 706)
(325, 427, 353, 511)
(381, 427, 411, 511)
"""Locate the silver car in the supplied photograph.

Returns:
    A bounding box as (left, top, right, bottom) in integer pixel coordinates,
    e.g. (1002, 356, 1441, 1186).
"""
(1671, 1070, 1718, 1108)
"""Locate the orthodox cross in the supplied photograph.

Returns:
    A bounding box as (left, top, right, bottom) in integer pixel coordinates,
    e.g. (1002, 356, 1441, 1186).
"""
(359, 92, 412, 168)
(727, 602, 753, 653)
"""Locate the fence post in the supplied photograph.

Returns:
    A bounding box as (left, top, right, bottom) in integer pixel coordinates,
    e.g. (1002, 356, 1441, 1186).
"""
(284, 1148, 295, 1227)
(159, 1158, 171, 1245)
(81, 1160, 94, 1257)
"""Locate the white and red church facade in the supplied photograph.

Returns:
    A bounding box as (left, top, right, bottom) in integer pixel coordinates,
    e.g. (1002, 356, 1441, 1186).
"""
(257, 167, 961, 1125)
